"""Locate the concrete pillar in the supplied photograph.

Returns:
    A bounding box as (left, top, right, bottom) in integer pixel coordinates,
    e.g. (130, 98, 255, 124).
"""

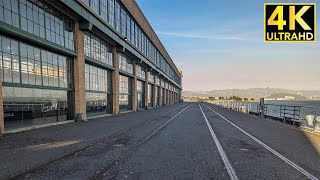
(0, 68, 4, 135)
(177, 90, 179, 103)
(132, 61, 137, 112)
(112, 47, 120, 115)
(167, 89, 169, 105)
(169, 84, 172, 104)
(172, 91, 175, 104)
(159, 79, 162, 106)
(176, 92, 178, 103)
(165, 89, 168, 105)
(177, 92, 179, 103)
(145, 70, 149, 108)
(170, 90, 172, 105)
(169, 90, 171, 105)
(173, 90, 175, 104)
(153, 74, 156, 108)
(74, 22, 87, 120)
(172, 87, 174, 104)
(168, 86, 171, 105)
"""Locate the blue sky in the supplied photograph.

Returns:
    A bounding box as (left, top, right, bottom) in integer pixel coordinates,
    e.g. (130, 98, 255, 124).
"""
(136, 0, 320, 91)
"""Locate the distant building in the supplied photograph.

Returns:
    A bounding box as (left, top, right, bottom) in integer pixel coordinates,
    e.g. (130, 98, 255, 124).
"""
(265, 98, 276, 101)
(276, 98, 286, 100)
(285, 96, 295, 100)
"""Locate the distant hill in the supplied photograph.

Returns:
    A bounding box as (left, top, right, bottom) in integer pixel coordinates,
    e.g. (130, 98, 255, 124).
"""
(182, 88, 320, 99)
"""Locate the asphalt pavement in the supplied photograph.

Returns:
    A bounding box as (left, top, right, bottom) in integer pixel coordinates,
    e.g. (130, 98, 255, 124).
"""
(0, 102, 319, 180)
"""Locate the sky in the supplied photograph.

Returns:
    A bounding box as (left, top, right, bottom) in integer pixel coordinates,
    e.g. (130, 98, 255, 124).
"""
(136, 0, 320, 91)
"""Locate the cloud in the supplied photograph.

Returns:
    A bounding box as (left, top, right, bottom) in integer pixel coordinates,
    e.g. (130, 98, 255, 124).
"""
(157, 31, 247, 41)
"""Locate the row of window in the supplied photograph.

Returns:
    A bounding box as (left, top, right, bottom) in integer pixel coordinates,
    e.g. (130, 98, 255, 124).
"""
(0, 36, 69, 88)
(85, 64, 112, 93)
(84, 32, 113, 66)
(81, 0, 180, 85)
(0, 0, 75, 50)
(0, 0, 180, 86)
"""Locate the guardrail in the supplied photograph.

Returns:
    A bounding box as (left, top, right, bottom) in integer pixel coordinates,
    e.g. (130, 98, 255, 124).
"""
(207, 101, 320, 132)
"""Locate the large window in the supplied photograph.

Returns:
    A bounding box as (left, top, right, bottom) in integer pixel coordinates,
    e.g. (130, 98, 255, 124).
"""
(85, 64, 112, 117)
(120, 7, 126, 37)
(137, 80, 144, 109)
(119, 75, 132, 112)
(148, 71, 154, 84)
(160, 79, 164, 88)
(107, 0, 114, 27)
(0, 0, 75, 50)
(115, 1, 120, 32)
(119, 53, 133, 74)
(0, 36, 69, 88)
(155, 75, 160, 86)
(84, 32, 113, 67)
(137, 28, 141, 52)
(0, 0, 19, 28)
(3, 87, 69, 130)
(130, 19, 135, 45)
(86, 92, 110, 117)
(41, 50, 68, 88)
(90, 0, 100, 15)
(134, 23, 138, 48)
(100, 0, 107, 22)
(1, 36, 19, 84)
(148, 83, 153, 107)
(1, 35, 72, 130)
(85, 64, 111, 93)
(126, 13, 131, 41)
(136, 64, 145, 80)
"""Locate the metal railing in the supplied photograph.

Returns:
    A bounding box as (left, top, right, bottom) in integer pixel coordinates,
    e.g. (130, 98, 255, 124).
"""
(254, 104, 302, 125)
(207, 101, 320, 127)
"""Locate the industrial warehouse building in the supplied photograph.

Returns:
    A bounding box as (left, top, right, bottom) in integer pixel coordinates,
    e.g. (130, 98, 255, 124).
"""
(0, 0, 182, 134)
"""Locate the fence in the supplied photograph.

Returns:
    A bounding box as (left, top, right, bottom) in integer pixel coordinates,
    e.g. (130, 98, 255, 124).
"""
(207, 100, 320, 127)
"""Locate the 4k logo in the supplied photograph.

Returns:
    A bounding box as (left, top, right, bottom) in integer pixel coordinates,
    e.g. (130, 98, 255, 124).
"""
(264, 3, 316, 42)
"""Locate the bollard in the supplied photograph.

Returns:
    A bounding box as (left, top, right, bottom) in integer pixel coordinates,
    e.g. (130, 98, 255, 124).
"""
(241, 106, 247, 113)
(305, 115, 315, 127)
(75, 113, 83, 122)
(314, 116, 320, 132)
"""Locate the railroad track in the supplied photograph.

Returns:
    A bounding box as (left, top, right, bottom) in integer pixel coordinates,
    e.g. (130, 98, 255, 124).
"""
(89, 104, 190, 180)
